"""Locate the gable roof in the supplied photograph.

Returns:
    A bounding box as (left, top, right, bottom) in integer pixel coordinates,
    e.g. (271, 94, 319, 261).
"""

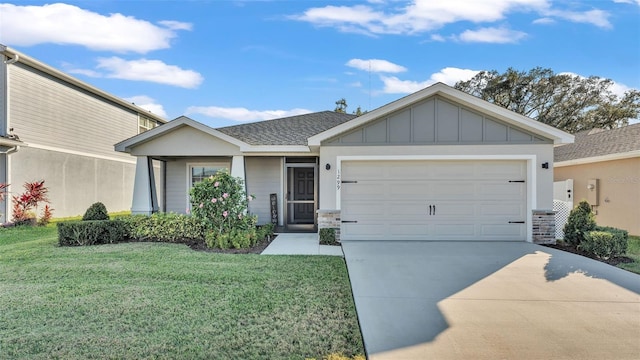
(554, 123, 640, 164)
(217, 111, 356, 146)
(309, 82, 574, 146)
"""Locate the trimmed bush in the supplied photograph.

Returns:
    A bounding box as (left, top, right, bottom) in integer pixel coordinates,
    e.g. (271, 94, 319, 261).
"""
(256, 223, 275, 242)
(82, 202, 109, 221)
(578, 231, 627, 260)
(118, 213, 204, 242)
(582, 226, 629, 259)
(319, 228, 338, 245)
(58, 220, 126, 246)
(563, 200, 596, 246)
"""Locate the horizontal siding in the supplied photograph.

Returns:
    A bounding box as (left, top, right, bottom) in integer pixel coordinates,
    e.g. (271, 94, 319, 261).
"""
(245, 157, 282, 225)
(8, 64, 138, 160)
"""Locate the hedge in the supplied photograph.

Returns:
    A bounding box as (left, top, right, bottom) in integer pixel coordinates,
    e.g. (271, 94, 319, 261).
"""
(58, 220, 126, 246)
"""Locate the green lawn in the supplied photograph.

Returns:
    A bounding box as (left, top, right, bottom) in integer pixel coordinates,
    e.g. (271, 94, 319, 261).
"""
(0, 226, 364, 359)
(618, 235, 640, 274)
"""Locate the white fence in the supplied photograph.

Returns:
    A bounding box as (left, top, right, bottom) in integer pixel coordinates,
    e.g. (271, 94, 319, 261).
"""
(553, 199, 572, 240)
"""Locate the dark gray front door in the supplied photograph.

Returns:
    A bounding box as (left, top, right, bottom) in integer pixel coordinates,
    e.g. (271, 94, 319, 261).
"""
(286, 166, 316, 227)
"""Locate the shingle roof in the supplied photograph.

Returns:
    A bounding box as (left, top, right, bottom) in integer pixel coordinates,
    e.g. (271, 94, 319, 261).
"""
(554, 123, 640, 162)
(216, 111, 357, 146)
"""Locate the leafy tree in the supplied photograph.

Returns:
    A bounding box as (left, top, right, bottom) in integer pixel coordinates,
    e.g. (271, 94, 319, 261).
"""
(353, 106, 367, 116)
(334, 98, 348, 113)
(454, 67, 640, 133)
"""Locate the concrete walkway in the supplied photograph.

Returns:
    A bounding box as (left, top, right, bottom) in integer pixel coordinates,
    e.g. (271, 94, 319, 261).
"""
(342, 241, 640, 360)
(260, 233, 344, 256)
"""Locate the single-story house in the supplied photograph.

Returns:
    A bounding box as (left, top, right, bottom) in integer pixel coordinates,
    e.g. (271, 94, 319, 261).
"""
(115, 83, 574, 244)
(554, 124, 640, 236)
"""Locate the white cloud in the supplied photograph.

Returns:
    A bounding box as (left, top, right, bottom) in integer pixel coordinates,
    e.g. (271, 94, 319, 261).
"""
(346, 59, 407, 73)
(292, 0, 613, 39)
(124, 95, 167, 118)
(95, 57, 203, 88)
(0, 3, 191, 53)
(532, 17, 555, 25)
(381, 67, 480, 94)
(542, 9, 611, 29)
(456, 26, 528, 43)
(186, 106, 313, 122)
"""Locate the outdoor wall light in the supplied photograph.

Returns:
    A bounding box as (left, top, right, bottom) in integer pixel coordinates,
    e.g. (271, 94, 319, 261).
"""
(541, 162, 549, 169)
(325, 163, 331, 170)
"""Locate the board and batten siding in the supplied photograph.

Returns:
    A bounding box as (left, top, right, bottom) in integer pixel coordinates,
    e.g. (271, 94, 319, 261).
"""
(8, 63, 138, 161)
(245, 157, 282, 225)
(323, 96, 551, 146)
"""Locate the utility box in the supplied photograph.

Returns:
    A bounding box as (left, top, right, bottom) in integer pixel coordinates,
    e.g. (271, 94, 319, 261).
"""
(587, 179, 599, 205)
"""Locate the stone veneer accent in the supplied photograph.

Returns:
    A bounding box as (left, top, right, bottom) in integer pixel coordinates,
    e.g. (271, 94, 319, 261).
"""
(532, 210, 556, 244)
(317, 209, 341, 242)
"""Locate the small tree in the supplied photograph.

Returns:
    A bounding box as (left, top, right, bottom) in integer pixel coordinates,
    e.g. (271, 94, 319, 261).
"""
(563, 200, 596, 246)
(189, 170, 257, 248)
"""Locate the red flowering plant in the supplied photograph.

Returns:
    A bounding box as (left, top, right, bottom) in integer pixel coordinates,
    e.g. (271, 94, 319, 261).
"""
(189, 170, 257, 248)
(11, 180, 53, 226)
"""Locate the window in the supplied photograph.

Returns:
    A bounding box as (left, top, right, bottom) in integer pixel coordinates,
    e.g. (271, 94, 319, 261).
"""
(189, 163, 228, 187)
(138, 115, 157, 133)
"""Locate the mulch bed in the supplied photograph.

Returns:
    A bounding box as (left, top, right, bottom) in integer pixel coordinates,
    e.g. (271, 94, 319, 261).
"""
(541, 242, 633, 266)
(183, 235, 275, 254)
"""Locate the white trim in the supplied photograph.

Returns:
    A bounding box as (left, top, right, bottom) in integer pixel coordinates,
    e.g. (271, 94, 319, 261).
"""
(27, 142, 137, 164)
(309, 83, 574, 146)
(185, 161, 230, 211)
(335, 154, 537, 242)
(554, 150, 640, 167)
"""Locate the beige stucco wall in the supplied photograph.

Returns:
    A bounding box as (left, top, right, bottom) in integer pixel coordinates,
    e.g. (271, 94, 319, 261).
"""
(554, 157, 640, 236)
(319, 144, 555, 211)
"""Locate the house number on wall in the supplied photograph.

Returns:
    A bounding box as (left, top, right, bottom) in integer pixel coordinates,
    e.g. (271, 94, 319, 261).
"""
(336, 168, 341, 191)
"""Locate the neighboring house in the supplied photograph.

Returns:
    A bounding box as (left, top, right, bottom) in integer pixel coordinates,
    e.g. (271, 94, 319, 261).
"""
(0, 45, 166, 221)
(116, 83, 574, 244)
(554, 124, 640, 236)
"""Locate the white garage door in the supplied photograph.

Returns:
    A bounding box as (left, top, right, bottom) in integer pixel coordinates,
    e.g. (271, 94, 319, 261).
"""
(340, 160, 527, 241)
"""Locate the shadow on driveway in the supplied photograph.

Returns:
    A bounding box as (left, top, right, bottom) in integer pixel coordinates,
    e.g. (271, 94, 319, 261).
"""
(341, 241, 640, 360)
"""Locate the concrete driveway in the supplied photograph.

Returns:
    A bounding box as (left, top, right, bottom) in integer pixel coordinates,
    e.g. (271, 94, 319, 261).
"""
(341, 241, 640, 360)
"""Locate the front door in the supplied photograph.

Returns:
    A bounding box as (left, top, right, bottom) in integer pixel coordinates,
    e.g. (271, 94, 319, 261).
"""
(286, 165, 317, 230)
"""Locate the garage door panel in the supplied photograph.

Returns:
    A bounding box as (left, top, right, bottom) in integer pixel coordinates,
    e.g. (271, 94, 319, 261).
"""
(341, 160, 527, 241)
(478, 202, 525, 217)
(481, 224, 526, 238)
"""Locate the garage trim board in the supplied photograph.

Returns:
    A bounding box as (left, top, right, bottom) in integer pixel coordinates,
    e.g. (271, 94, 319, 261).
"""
(336, 155, 537, 242)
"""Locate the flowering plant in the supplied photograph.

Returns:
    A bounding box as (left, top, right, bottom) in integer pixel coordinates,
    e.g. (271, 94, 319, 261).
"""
(189, 170, 257, 248)
(11, 180, 53, 225)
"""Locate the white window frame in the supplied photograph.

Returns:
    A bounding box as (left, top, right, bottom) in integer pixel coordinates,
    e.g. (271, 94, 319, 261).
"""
(185, 162, 229, 209)
(138, 115, 157, 134)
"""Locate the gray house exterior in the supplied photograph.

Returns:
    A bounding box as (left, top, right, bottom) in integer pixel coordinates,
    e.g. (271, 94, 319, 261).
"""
(0, 45, 166, 221)
(116, 83, 574, 243)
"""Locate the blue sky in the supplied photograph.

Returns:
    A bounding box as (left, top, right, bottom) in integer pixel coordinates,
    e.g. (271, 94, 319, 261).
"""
(1, 0, 639, 128)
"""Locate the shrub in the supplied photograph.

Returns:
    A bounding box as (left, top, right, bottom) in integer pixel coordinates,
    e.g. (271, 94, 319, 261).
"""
(82, 202, 109, 221)
(563, 200, 596, 246)
(189, 170, 257, 248)
(256, 223, 275, 242)
(58, 220, 126, 246)
(119, 213, 204, 242)
(11, 180, 53, 225)
(319, 228, 338, 245)
(578, 231, 615, 259)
